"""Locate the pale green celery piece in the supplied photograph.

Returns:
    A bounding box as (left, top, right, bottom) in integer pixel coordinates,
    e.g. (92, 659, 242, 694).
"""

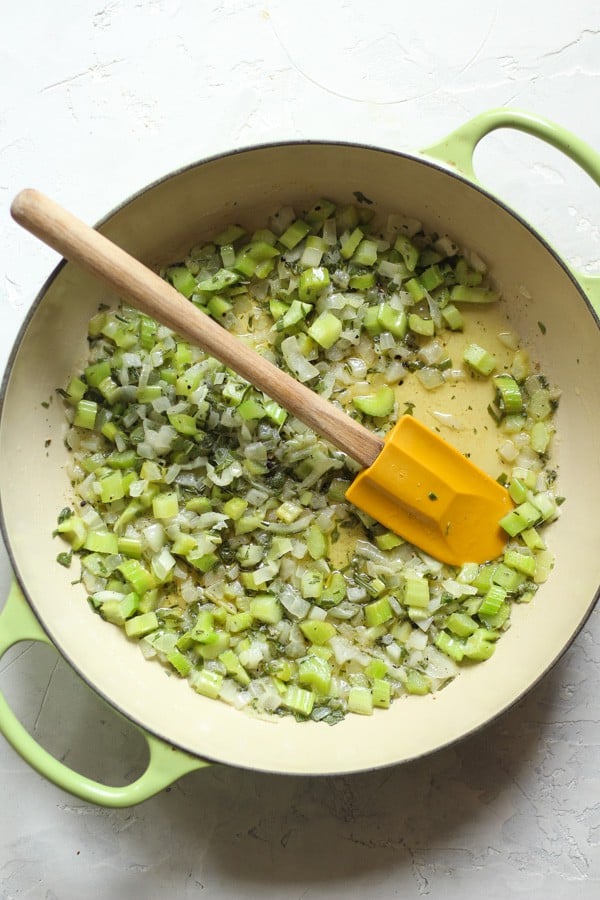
(441, 303, 464, 330)
(450, 285, 499, 303)
(84, 359, 111, 388)
(299, 620, 336, 645)
(394, 235, 419, 271)
(377, 303, 407, 338)
(454, 258, 483, 286)
(276, 501, 303, 523)
(277, 299, 312, 330)
(308, 311, 342, 348)
(463, 343, 496, 376)
(494, 373, 523, 413)
(446, 612, 478, 637)
(530, 421, 553, 454)
(166, 266, 197, 298)
(307, 523, 328, 560)
(405, 277, 426, 303)
(306, 198, 337, 225)
(152, 491, 179, 519)
(118, 559, 155, 595)
(196, 268, 240, 292)
(353, 386, 395, 417)
(167, 413, 197, 436)
(319, 572, 347, 608)
(219, 650, 251, 686)
(83, 531, 119, 555)
(279, 219, 310, 250)
(504, 549, 537, 577)
(237, 396, 265, 420)
(298, 266, 330, 303)
(521, 527, 546, 551)
(124, 612, 159, 639)
(223, 497, 248, 520)
(74, 399, 98, 430)
(55, 516, 87, 550)
(478, 583, 507, 617)
(372, 678, 391, 709)
(249, 595, 282, 625)
(167, 649, 192, 677)
(340, 226, 364, 259)
(348, 687, 374, 716)
(405, 670, 431, 695)
(214, 223, 246, 245)
(463, 629, 497, 661)
(282, 684, 315, 717)
(351, 239, 379, 267)
(364, 596, 393, 627)
(375, 531, 404, 551)
(434, 630, 465, 662)
(420, 265, 444, 292)
(190, 669, 224, 699)
(207, 295, 232, 319)
(408, 313, 435, 337)
(349, 271, 376, 290)
(301, 569, 325, 599)
(403, 574, 429, 609)
(508, 477, 528, 504)
(226, 611, 254, 634)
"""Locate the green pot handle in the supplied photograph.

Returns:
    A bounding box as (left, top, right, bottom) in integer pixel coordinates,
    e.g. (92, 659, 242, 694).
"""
(0, 581, 209, 807)
(423, 107, 600, 315)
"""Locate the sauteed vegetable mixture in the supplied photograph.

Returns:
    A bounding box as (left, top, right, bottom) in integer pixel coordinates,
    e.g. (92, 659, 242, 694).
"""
(55, 199, 560, 723)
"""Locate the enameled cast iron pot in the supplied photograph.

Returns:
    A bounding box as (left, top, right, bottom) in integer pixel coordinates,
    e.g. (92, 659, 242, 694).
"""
(1, 109, 599, 807)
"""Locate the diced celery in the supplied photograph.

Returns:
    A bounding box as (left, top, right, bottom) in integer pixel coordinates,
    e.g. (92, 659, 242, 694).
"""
(301, 568, 325, 599)
(377, 303, 407, 338)
(282, 684, 315, 717)
(74, 399, 97, 430)
(279, 219, 310, 250)
(463, 343, 496, 376)
(348, 686, 373, 715)
(408, 313, 435, 336)
(446, 612, 478, 637)
(405, 670, 431, 695)
(299, 620, 336, 645)
(434, 630, 465, 662)
(351, 239, 379, 267)
(124, 612, 159, 639)
(298, 266, 330, 305)
(365, 596, 393, 627)
(450, 285, 499, 303)
(83, 530, 119, 555)
(319, 572, 347, 608)
(190, 668, 224, 699)
(405, 277, 426, 303)
(353, 386, 395, 418)
(306, 523, 328, 560)
(249, 594, 282, 625)
(441, 303, 464, 331)
(340, 227, 364, 260)
(372, 678, 391, 709)
(152, 491, 179, 519)
(166, 266, 197, 298)
(403, 574, 429, 609)
(308, 311, 342, 348)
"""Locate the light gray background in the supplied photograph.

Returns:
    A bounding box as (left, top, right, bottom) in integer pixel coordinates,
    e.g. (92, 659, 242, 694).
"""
(1, 1, 599, 897)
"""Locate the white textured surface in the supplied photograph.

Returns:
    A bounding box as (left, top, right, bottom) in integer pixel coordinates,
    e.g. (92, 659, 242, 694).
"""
(1, 1, 599, 896)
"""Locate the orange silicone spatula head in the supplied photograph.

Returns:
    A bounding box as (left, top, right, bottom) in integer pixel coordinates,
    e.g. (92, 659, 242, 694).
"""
(346, 415, 513, 565)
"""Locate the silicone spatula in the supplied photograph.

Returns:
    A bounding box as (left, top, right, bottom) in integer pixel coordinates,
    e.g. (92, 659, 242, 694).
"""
(11, 189, 513, 565)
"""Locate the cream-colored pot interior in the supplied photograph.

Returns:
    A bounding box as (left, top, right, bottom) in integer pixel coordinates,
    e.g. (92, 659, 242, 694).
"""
(1, 143, 599, 775)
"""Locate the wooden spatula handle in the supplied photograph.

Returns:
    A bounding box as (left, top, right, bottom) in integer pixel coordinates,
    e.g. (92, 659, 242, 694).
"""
(11, 189, 384, 468)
